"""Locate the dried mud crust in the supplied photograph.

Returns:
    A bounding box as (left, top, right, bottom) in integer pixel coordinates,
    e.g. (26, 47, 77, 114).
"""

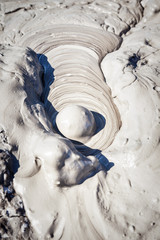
(0, 150, 36, 239)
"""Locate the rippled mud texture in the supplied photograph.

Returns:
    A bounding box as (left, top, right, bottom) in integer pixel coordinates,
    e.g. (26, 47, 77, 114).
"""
(35, 25, 122, 153)
(0, 29, 120, 239)
(0, 45, 105, 186)
(0, 0, 160, 239)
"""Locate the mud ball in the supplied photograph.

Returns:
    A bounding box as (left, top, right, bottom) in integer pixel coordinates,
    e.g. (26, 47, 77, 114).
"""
(56, 105, 96, 143)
